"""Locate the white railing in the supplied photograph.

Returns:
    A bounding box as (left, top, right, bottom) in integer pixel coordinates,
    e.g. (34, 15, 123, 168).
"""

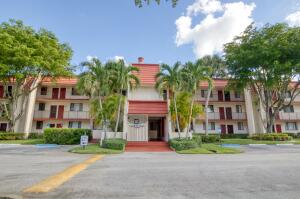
(278, 112, 300, 120)
(34, 110, 89, 119)
(199, 112, 246, 120)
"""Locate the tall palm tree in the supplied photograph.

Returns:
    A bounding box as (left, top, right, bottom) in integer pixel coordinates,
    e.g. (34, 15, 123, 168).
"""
(76, 58, 111, 140)
(106, 60, 140, 136)
(196, 55, 226, 135)
(155, 62, 182, 138)
(181, 61, 211, 137)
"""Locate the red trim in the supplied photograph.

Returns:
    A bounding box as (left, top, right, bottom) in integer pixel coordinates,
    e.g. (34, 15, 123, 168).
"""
(128, 100, 168, 115)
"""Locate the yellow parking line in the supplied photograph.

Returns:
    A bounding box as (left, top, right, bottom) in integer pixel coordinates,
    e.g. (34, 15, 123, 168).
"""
(24, 155, 103, 193)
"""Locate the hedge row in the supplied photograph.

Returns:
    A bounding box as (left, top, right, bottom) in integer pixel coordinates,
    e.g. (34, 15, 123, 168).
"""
(250, 133, 292, 141)
(0, 132, 25, 140)
(169, 138, 199, 151)
(44, 128, 92, 145)
(193, 134, 221, 143)
(102, 139, 127, 150)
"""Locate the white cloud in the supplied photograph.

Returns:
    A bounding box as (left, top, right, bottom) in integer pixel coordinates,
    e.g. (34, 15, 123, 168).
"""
(113, 56, 125, 61)
(175, 0, 256, 58)
(286, 10, 300, 27)
(187, 0, 222, 16)
(86, 55, 97, 61)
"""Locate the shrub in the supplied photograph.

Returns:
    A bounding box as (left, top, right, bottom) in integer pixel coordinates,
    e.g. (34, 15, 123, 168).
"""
(169, 138, 198, 151)
(44, 128, 92, 145)
(250, 133, 292, 141)
(221, 134, 249, 139)
(201, 135, 221, 143)
(28, 132, 44, 139)
(286, 132, 300, 138)
(192, 134, 202, 146)
(0, 132, 25, 140)
(102, 138, 127, 150)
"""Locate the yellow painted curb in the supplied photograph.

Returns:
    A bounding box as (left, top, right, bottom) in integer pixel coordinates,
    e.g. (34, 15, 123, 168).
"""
(24, 155, 103, 193)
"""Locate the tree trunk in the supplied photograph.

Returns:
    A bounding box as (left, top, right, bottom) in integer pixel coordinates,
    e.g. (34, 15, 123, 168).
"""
(114, 94, 122, 138)
(186, 96, 194, 139)
(204, 87, 212, 135)
(173, 93, 181, 139)
(98, 97, 106, 146)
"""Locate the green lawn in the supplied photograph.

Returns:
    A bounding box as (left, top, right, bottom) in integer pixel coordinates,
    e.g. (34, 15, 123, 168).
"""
(0, 139, 45, 145)
(177, 144, 242, 154)
(221, 138, 300, 145)
(69, 144, 123, 154)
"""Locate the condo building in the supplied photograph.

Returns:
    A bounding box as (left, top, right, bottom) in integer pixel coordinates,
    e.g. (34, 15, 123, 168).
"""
(0, 58, 299, 141)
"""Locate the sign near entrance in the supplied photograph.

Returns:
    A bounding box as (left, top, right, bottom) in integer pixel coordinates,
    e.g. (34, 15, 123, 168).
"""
(80, 135, 89, 148)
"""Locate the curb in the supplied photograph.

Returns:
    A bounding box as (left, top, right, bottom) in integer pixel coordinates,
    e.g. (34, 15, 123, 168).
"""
(276, 143, 294, 146)
(248, 144, 267, 146)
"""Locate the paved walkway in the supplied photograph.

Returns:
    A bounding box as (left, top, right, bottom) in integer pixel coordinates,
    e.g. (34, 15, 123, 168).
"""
(125, 141, 173, 152)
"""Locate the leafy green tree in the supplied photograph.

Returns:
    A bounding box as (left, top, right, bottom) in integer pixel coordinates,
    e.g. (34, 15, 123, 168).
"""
(195, 55, 226, 135)
(0, 19, 72, 132)
(106, 60, 140, 136)
(170, 92, 203, 131)
(155, 62, 182, 137)
(225, 23, 300, 133)
(135, 0, 178, 7)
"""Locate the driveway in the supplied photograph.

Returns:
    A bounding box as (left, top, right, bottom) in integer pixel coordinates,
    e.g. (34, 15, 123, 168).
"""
(1, 145, 300, 199)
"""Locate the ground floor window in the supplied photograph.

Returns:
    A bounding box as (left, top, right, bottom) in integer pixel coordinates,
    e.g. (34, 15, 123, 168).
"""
(285, 122, 298, 131)
(203, 122, 215, 130)
(0, 123, 7, 132)
(237, 122, 244, 130)
(36, 121, 43, 129)
(69, 121, 82, 128)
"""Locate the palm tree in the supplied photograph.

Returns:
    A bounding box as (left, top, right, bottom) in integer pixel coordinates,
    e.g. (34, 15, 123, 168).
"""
(181, 61, 211, 138)
(155, 62, 182, 138)
(196, 55, 226, 135)
(76, 58, 111, 141)
(106, 60, 140, 137)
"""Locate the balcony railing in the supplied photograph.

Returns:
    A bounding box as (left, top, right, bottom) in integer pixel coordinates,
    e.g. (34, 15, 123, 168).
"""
(199, 112, 246, 120)
(34, 110, 89, 120)
(277, 112, 300, 120)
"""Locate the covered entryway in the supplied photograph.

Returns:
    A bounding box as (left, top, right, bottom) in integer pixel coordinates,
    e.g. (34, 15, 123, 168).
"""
(127, 100, 168, 142)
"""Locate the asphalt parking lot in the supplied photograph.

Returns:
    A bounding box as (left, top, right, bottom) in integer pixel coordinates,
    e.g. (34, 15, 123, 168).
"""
(1, 144, 300, 199)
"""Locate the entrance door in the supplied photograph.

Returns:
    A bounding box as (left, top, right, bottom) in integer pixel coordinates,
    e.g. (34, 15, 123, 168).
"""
(52, 88, 59, 99)
(225, 107, 232, 120)
(0, 123, 7, 131)
(227, 125, 234, 134)
(276, 124, 282, 133)
(218, 90, 223, 101)
(49, 105, 57, 118)
(219, 107, 225, 120)
(57, 105, 64, 119)
(60, 88, 66, 99)
(221, 124, 226, 134)
(148, 117, 164, 141)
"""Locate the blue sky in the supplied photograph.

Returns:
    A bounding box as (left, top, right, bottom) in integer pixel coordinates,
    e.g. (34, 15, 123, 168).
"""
(0, 0, 299, 66)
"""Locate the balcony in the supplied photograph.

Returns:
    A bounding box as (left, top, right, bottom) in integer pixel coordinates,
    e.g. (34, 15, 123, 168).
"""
(33, 110, 89, 120)
(199, 112, 246, 120)
(277, 112, 300, 121)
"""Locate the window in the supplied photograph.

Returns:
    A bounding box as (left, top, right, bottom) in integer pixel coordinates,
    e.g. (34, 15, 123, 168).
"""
(49, 123, 55, 128)
(71, 88, 79, 95)
(208, 105, 214, 112)
(162, 90, 167, 100)
(70, 103, 83, 111)
(36, 121, 43, 130)
(0, 123, 7, 131)
(200, 90, 213, 98)
(234, 91, 241, 98)
(283, 105, 294, 113)
(203, 122, 215, 130)
(6, 86, 12, 97)
(68, 121, 82, 128)
(238, 122, 244, 130)
(285, 122, 298, 131)
(38, 103, 45, 111)
(41, 87, 47, 95)
(224, 91, 231, 101)
(236, 105, 242, 113)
